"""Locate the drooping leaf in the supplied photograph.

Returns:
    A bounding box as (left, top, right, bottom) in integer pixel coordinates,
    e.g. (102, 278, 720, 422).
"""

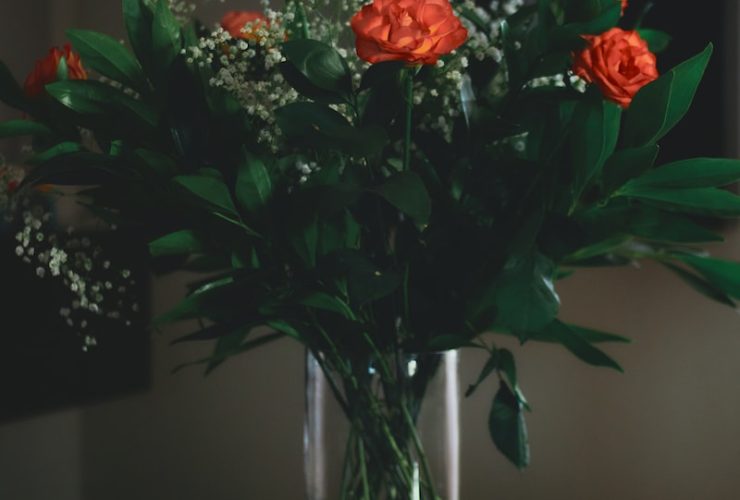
(67, 29, 147, 90)
(662, 262, 735, 308)
(489, 381, 530, 469)
(673, 253, 740, 299)
(534, 320, 623, 372)
(466, 351, 500, 398)
(172, 330, 284, 374)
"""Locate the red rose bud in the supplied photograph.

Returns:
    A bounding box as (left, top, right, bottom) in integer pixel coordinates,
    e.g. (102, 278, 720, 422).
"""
(24, 44, 87, 98)
(350, 0, 468, 65)
(572, 28, 658, 108)
(621, 0, 628, 15)
(221, 11, 269, 41)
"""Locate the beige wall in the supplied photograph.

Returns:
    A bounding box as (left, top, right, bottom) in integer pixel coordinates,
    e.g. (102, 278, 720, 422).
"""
(1, 1, 740, 499)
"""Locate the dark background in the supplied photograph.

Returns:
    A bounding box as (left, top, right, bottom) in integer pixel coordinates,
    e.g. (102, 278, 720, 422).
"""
(625, 0, 737, 162)
(0, 222, 150, 422)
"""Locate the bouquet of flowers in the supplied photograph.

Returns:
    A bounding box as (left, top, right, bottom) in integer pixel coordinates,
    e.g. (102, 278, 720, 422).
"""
(2, 0, 740, 497)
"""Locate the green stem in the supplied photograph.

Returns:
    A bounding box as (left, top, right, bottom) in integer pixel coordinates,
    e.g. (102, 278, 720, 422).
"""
(403, 68, 415, 172)
(358, 438, 372, 500)
(401, 404, 440, 499)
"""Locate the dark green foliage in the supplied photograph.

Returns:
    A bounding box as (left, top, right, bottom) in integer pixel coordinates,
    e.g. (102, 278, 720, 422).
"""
(1, 0, 738, 472)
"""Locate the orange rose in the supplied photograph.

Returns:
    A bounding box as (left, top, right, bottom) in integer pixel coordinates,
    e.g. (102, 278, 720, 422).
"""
(221, 11, 269, 41)
(350, 0, 468, 65)
(572, 28, 658, 108)
(24, 44, 87, 98)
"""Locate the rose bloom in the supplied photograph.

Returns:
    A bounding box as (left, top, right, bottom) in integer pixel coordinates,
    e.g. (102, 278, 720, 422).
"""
(572, 28, 658, 108)
(221, 11, 269, 41)
(24, 44, 87, 98)
(350, 0, 468, 65)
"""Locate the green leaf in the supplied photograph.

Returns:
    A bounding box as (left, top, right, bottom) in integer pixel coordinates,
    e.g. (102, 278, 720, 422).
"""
(536, 320, 623, 372)
(151, 0, 182, 73)
(281, 40, 352, 97)
(27, 142, 83, 165)
(623, 44, 713, 147)
(46, 80, 157, 127)
(559, 325, 630, 344)
(67, 29, 147, 91)
(174, 174, 238, 216)
(627, 209, 723, 244)
(289, 215, 319, 267)
(0, 119, 52, 139)
(326, 251, 401, 306)
(275, 102, 388, 156)
(154, 276, 236, 325)
(638, 29, 672, 53)
(236, 150, 272, 214)
(372, 171, 432, 225)
(359, 61, 404, 91)
(56, 56, 69, 81)
(550, 3, 621, 48)
(134, 148, 177, 176)
(172, 331, 284, 374)
(123, 0, 154, 70)
(673, 254, 740, 299)
(624, 158, 740, 189)
(570, 95, 621, 203)
(617, 186, 740, 217)
(466, 352, 499, 397)
(299, 292, 355, 319)
(489, 381, 530, 469)
(662, 262, 735, 308)
(601, 145, 659, 194)
(279, 62, 346, 104)
(149, 229, 203, 256)
(0, 61, 29, 111)
(492, 253, 560, 332)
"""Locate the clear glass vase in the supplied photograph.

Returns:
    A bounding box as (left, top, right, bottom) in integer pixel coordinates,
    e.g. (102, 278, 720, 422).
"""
(304, 349, 460, 500)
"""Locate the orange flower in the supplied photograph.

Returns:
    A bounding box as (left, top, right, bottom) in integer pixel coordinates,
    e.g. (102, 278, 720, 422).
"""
(621, 0, 628, 15)
(572, 28, 658, 108)
(221, 11, 269, 41)
(24, 44, 87, 98)
(350, 0, 468, 65)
